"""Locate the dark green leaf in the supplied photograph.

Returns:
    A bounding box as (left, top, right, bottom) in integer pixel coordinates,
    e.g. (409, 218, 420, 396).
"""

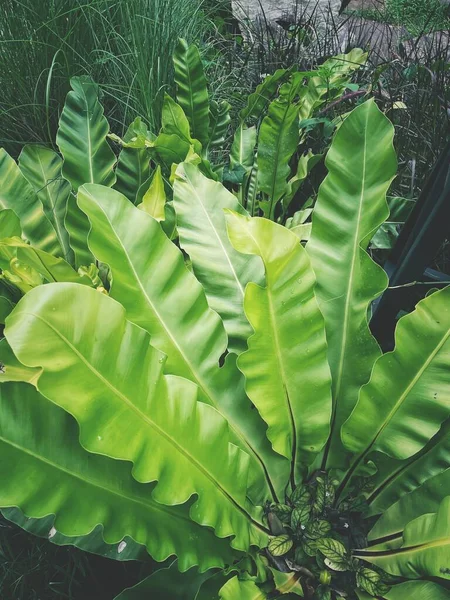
(57, 76, 116, 191)
(208, 100, 231, 149)
(240, 68, 290, 122)
(356, 568, 389, 596)
(173, 39, 210, 146)
(305, 520, 331, 540)
(222, 163, 247, 185)
(268, 535, 293, 557)
(302, 538, 318, 557)
(291, 505, 311, 530)
(313, 479, 326, 515)
(272, 504, 292, 524)
(316, 539, 349, 571)
(316, 585, 332, 600)
(291, 485, 311, 507)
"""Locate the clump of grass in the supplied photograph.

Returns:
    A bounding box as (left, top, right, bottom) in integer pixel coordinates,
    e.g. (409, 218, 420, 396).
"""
(347, 0, 450, 35)
(0, 0, 217, 155)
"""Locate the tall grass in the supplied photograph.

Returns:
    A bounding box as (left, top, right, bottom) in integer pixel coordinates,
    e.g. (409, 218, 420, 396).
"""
(0, 0, 216, 155)
(347, 0, 450, 35)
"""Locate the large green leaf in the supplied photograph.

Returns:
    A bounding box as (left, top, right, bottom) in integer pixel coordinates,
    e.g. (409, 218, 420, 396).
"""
(173, 39, 210, 147)
(0, 149, 62, 256)
(385, 581, 450, 599)
(57, 76, 116, 191)
(357, 496, 450, 580)
(114, 562, 216, 600)
(367, 420, 450, 515)
(341, 286, 450, 486)
(3, 508, 149, 562)
(173, 164, 264, 354)
(18, 145, 73, 262)
(226, 213, 331, 479)
(0, 209, 21, 238)
(5, 283, 268, 552)
(369, 468, 450, 542)
(77, 183, 286, 502)
(114, 118, 151, 204)
(153, 133, 191, 167)
(307, 99, 397, 470)
(0, 382, 234, 571)
(257, 89, 300, 219)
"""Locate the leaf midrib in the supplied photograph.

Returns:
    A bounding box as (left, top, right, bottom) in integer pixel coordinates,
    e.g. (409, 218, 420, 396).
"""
(35, 152, 69, 260)
(243, 228, 297, 475)
(80, 85, 95, 184)
(328, 107, 371, 448)
(265, 100, 297, 216)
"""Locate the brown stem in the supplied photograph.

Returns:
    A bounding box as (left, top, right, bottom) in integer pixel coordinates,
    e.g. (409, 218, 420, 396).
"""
(317, 90, 367, 116)
(264, 549, 291, 573)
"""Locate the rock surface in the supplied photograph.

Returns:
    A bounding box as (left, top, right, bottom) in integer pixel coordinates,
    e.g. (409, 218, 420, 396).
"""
(231, 0, 450, 64)
(231, 0, 343, 24)
(345, 0, 385, 10)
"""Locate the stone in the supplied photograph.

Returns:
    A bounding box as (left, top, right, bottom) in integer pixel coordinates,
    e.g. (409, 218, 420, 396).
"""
(344, 0, 385, 11)
(231, 0, 343, 25)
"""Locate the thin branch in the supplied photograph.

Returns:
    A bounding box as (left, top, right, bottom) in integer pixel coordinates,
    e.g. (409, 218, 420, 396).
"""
(318, 90, 366, 115)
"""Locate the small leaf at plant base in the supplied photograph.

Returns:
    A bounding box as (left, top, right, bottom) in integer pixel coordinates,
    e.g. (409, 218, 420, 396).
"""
(291, 485, 311, 507)
(356, 568, 389, 596)
(313, 479, 326, 514)
(291, 505, 311, 530)
(271, 569, 303, 596)
(316, 539, 349, 571)
(324, 558, 350, 573)
(268, 535, 293, 557)
(271, 504, 292, 523)
(302, 538, 318, 557)
(138, 165, 166, 221)
(316, 585, 332, 600)
(305, 520, 331, 540)
(294, 546, 308, 565)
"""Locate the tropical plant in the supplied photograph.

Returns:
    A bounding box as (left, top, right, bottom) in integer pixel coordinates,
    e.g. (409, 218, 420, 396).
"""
(1, 51, 450, 598)
(109, 40, 368, 227)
